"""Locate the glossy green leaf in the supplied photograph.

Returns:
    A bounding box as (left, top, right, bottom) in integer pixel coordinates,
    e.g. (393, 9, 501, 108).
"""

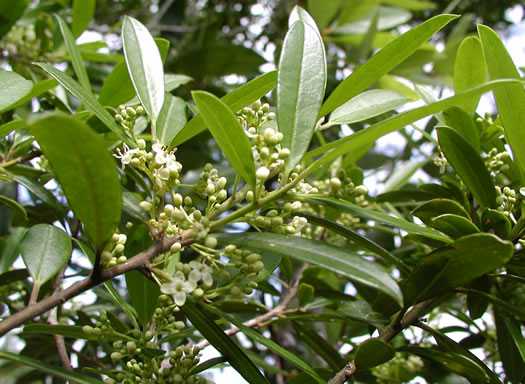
(0, 352, 102, 384)
(0, 119, 25, 138)
(0, 70, 32, 112)
(437, 126, 496, 208)
(399, 347, 490, 382)
(430, 214, 480, 239)
(289, 5, 321, 35)
(182, 300, 269, 384)
(215, 231, 403, 305)
(0, 227, 26, 274)
(173, 71, 277, 147)
(338, 0, 379, 24)
(34, 63, 131, 145)
(355, 338, 395, 370)
(326, 89, 408, 128)
(443, 106, 480, 153)
(125, 270, 159, 326)
(337, 4, 410, 33)
(298, 283, 315, 307)
(55, 14, 91, 94)
(0, 269, 29, 287)
(299, 211, 410, 274)
(0, 0, 30, 39)
(495, 314, 525, 383)
(381, 0, 436, 10)
(412, 198, 470, 223)
(71, 0, 96, 38)
(165, 74, 193, 91)
(192, 91, 256, 188)
(157, 94, 187, 146)
(122, 190, 148, 221)
(467, 289, 525, 320)
(12, 175, 63, 214)
(337, 300, 391, 326)
(4, 78, 58, 112)
(278, 20, 326, 171)
(478, 25, 525, 181)
(122, 16, 164, 124)
(23, 323, 132, 342)
(454, 36, 486, 115)
(403, 233, 513, 304)
(20, 224, 71, 286)
(306, 79, 522, 169)
(30, 116, 122, 250)
(320, 14, 458, 117)
(0, 195, 27, 221)
(203, 302, 326, 384)
(481, 208, 511, 239)
(304, 197, 451, 243)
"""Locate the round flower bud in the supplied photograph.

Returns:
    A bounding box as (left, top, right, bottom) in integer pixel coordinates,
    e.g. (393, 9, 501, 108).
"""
(114, 244, 125, 253)
(224, 244, 236, 254)
(217, 177, 227, 189)
(111, 352, 122, 361)
(206, 184, 216, 195)
(278, 148, 290, 159)
(291, 201, 302, 211)
(171, 209, 185, 222)
(217, 190, 227, 202)
(192, 210, 202, 221)
(252, 99, 261, 111)
(263, 128, 275, 141)
(252, 261, 264, 273)
(136, 106, 145, 115)
(137, 139, 146, 149)
(117, 256, 127, 264)
(256, 167, 270, 180)
(354, 185, 368, 195)
(231, 286, 242, 296)
(246, 191, 254, 202)
(193, 288, 204, 298)
(127, 341, 137, 353)
(140, 201, 152, 211)
(170, 242, 182, 253)
(184, 196, 193, 206)
(205, 236, 218, 249)
(330, 177, 342, 190)
(271, 216, 283, 226)
(126, 106, 136, 117)
(82, 325, 94, 334)
(172, 193, 183, 207)
(163, 204, 175, 216)
(259, 147, 270, 159)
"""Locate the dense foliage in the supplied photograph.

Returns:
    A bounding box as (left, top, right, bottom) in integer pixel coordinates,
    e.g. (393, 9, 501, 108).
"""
(1, 1, 525, 383)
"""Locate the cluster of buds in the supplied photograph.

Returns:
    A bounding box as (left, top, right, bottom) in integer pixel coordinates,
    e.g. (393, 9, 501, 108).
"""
(496, 186, 517, 216)
(143, 194, 192, 236)
(485, 147, 510, 176)
(160, 260, 214, 306)
(287, 164, 318, 194)
(5, 13, 53, 61)
(82, 310, 114, 338)
(221, 244, 263, 297)
(314, 168, 368, 204)
(160, 345, 211, 384)
(101, 233, 127, 268)
(237, 99, 275, 133)
(434, 149, 448, 174)
(245, 203, 307, 236)
(154, 294, 186, 335)
(196, 163, 228, 215)
(115, 104, 146, 136)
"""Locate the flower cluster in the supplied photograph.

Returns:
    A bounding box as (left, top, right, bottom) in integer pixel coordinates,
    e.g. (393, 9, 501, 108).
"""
(115, 104, 146, 138)
(195, 163, 228, 215)
(160, 260, 214, 307)
(496, 186, 517, 217)
(485, 147, 510, 176)
(245, 203, 308, 235)
(101, 233, 128, 268)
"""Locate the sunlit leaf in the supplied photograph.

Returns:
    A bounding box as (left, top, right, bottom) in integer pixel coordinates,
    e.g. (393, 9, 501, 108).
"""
(0, 70, 32, 113)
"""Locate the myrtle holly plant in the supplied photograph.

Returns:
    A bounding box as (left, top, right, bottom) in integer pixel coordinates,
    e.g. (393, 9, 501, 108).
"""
(1, 1, 525, 384)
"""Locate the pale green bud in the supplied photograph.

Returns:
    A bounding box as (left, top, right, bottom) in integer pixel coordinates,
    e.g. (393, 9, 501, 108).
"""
(256, 167, 270, 180)
(246, 191, 254, 202)
(171, 242, 182, 253)
(111, 352, 122, 361)
(205, 236, 218, 248)
(140, 201, 152, 211)
(279, 148, 290, 159)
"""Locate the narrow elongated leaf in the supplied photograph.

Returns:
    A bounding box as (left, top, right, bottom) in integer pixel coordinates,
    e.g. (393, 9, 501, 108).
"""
(20, 224, 71, 286)
(71, 0, 96, 38)
(299, 212, 410, 274)
(382, 160, 427, 193)
(319, 14, 458, 117)
(0, 195, 27, 220)
(403, 233, 513, 304)
(326, 89, 409, 128)
(215, 232, 403, 305)
(34, 63, 131, 145)
(23, 323, 132, 342)
(122, 16, 164, 124)
(495, 314, 525, 383)
(289, 6, 322, 36)
(4, 78, 58, 112)
(173, 71, 277, 147)
(203, 303, 326, 383)
(501, 316, 525, 361)
(125, 270, 159, 326)
(355, 338, 395, 370)
(157, 94, 187, 146)
(182, 300, 269, 384)
(454, 36, 486, 115)
(0, 119, 25, 138)
(192, 91, 255, 188)
(55, 14, 91, 93)
(304, 197, 451, 243)
(0, 351, 103, 384)
(277, 20, 326, 171)
(0, 228, 26, 274)
(30, 116, 122, 250)
(412, 198, 471, 223)
(478, 25, 525, 182)
(430, 214, 479, 239)
(437, 126, 496, 208)
(467, 289, 525, 320)
(305, 79, 523, 169)
(0, 70, 32, 112)
(443, 106, 480, 152)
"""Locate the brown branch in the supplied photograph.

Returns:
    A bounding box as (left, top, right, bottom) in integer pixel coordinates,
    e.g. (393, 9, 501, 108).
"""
(328, 362, 355, 384)
(0, 232, 193, 336)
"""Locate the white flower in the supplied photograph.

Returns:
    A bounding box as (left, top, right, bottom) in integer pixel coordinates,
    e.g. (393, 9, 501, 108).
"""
(152, 143, 167, 165)
(189, 261, 213, 287)
(160, 272, 197, 306)
(114, 144, 139, 166)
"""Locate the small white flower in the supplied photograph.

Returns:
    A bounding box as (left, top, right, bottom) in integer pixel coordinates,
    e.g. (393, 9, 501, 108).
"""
(115, 144, 139, 166)
(160, 272, 197, 306)
(189, 261, 214, 287)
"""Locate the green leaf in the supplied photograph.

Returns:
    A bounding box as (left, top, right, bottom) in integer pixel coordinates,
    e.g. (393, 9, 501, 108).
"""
(55, 14, 91, 94)
(23, 323, 132, 342)
(481, 208, 511, 239)
(0, 227, 26, 274)
(182, 300, 269, 384)
(304, 197, 451, 243)
(478, 25, 525, 182)
(0, 0, 30, 39)
(306, 0, 340, 30)
(0, 70, 32, 112)
(4, 78, 58, 112)
(122, 16, 165, 124)
(403, 233, 513, 304)
(319, 14, 458, 117)
(0, 352, 103, 384)
(277, 20, 326, 171)
(289, 5, 322, 35)
(203, 302, 327, 384)
(0, 269, 29, 287)
(443, 106, 480, 153)
(306, 79, 522, 169)
(326, 89, 409, 128)
(500, 316, 525, 362)
(412, 198, 471, 223)
(430, 214, 479, 239)
(157, 94, 187, 146)
(0, 119, 25, 139)
(495, 314, 525, 383)
(30, 116, 122, 250)
(0, 194, 27, 221)
(299, 211, 410, 274)
(165, 74, 193, 91)
(122, 190, 148, 221)
(20, 224, 71, 286)
(437, 126, 496, 209)
(298, 283, 315, 307)
(355, 338, 395, 370)
(398, 347, 490, 383)
(467, 288, 525, 320)
(215, 231, 403, 305)
(172, 71, 277, 147)
(125, 270, 159, 326)
(337, 300, 391, 326)
(381, 0, 436, 10)
(71, 0, 96, 38)
(12, 175, 64, 214)
(34, 63, 131, 145)
(192, 91, 256, 189)
(454, 36, 486, 115)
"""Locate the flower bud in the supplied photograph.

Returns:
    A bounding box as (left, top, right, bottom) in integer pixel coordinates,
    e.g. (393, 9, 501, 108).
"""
(256, 167, 270, 180)
(140, 201, 152, 211)
(171, 242, 182, 253)
(246, 191, 254, 202)
(205, 236, 218, 248)
(111, 352, 122, 361)
(137, 139, 146, 149)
